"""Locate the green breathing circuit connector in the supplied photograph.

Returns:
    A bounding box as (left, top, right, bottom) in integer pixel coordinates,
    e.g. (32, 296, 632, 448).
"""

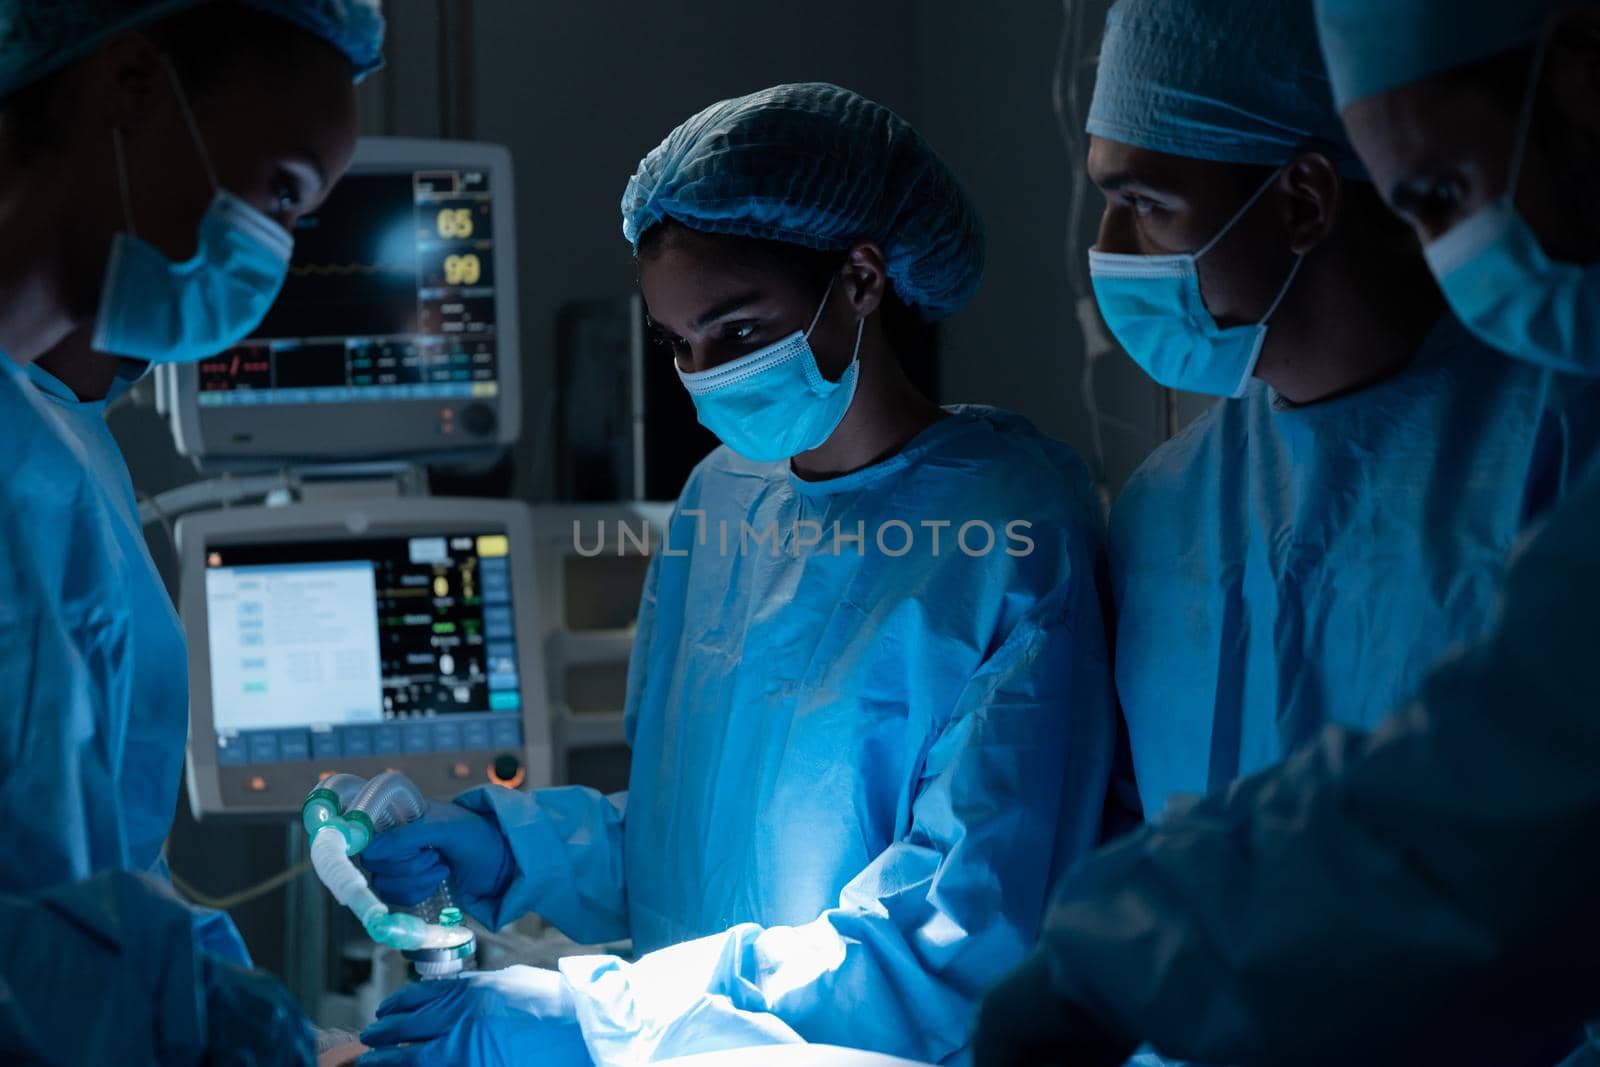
(301, 775, 475, 978)
(300, 787, 342, 835)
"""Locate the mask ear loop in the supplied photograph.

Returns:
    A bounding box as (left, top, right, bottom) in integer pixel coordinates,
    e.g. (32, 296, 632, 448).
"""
(1259, 253, 1306, 326)
(804, 275, 840, 339)
(159, 55, 220, 195)
(1188, 165, 1298, 327)
(1194, 166, 1285, 260)
(111, 60, 220, 242)
(804, 271, 866, 380)
(1506, 30, 1553, 206)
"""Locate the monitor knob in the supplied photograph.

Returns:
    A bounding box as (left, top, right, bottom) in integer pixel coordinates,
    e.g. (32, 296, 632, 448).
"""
(461, 402, 497, 437)
(488, 752, 524, 788)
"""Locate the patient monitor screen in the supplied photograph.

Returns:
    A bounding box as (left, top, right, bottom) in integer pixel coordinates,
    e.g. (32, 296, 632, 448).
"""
(194, 167, 500, 407)
(204, 531, 524, 766)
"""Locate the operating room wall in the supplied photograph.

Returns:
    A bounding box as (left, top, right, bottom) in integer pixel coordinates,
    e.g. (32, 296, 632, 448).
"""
(913, 0, 1171, 496)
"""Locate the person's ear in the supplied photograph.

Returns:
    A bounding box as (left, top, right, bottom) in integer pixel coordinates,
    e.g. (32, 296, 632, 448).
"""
(81, 32, 170, 135)
(840, 241, 887, 319)
(1278, 150, 1342, 256)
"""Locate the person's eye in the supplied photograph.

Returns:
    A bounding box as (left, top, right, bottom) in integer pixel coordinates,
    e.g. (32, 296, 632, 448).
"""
(724, 321, 760, 344)
(1420, 181, 1464, 217)
(1128, 194, 1160, 218)
(1398, 173, 1470, 233)
(650, 330, 689, 360)
(272, 173, 306, 218)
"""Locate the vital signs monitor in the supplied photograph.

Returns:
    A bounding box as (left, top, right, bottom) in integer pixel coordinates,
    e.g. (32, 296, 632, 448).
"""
(159, 138, 520, 467)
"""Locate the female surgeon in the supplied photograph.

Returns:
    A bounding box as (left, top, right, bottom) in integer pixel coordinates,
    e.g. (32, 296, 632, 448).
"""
(358, 83, 1118, 1066)
(0, 1, 381, 1061)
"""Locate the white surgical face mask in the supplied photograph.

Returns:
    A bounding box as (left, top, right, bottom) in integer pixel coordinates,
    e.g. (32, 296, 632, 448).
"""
(1089, 168, 1305, 398)
(1422, 33, 1600, 377)
(675, 277, 864, 463)
(91, 59, 292, 365)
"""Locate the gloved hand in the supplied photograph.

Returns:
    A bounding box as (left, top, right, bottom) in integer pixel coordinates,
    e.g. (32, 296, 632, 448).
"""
(971, 952, 1137, 1067)
(202, 953, 317, 1067)
(358, 799, 515, 912)
(358, 965, 591, 1066)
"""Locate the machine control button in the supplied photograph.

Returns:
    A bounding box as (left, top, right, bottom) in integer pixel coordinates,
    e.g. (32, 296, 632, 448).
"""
(488, 752, 524, 788)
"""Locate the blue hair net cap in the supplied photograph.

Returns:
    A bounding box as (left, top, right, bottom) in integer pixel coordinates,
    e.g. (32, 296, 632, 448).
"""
(1315, 0, 1587, 111)
(0, 0, 384, 99)
(1087, 0, 1363, 175)
(621, 82, 985, 323)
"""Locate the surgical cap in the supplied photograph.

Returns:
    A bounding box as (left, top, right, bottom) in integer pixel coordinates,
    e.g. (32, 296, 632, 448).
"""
(621, 82, 985, 322)
(0, 0, 384, 99)
(1087, 0, 1362, 175)
(1315, 0, 1593, 112)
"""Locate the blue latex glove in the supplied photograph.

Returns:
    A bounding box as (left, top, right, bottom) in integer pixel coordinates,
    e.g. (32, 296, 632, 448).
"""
(359, 799, 515, 912)
(202, 953, 317, 1067)
(359, 965, 591, 1066)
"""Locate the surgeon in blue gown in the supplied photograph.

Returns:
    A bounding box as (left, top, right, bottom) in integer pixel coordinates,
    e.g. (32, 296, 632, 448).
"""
(0, 0, 382, 1060)
(23, 333, 259, 966)
(973, 2, 1600, 1065)
(1085, 0, 1600, 824)
(359, 83, 1118, 1067)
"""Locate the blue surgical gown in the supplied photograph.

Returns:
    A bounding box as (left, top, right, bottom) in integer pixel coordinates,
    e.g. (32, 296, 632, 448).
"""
(1109, 316, 1600, 819)
(24, 362, 191, 872)
(456, 406, 1118, 1065)
(19, 360, 251, 962)
(0, 355, 249, 1060)
(0, 356, 134, 886)
(991, 455, 1600, 1067)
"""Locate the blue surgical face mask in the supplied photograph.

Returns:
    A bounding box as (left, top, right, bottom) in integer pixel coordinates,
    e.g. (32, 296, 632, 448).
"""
(676, 276, 864, 463)
(92, 62, 293, 365)
(1088, 169, 1305, 398)
(1422, 36, 1600, 377)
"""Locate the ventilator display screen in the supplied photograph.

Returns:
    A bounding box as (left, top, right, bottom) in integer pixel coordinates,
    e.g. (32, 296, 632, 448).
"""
(193, 169, 500, 407)
(203, 531, 523, 766)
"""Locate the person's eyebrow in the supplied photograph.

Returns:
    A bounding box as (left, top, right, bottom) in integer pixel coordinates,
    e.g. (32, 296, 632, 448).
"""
(1093, 170, 1141, 191)
(1088, 166, 1177, 201)
(691, 291, 764, 331)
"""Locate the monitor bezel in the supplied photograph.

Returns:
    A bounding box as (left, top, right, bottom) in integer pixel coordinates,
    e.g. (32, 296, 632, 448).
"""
(179, 498, 550, 820)
(164, 138, 522, 469)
